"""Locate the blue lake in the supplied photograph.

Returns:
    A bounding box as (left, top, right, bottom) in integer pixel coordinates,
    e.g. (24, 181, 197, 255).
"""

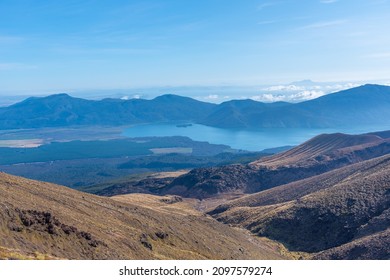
(122, 123, 390, 152)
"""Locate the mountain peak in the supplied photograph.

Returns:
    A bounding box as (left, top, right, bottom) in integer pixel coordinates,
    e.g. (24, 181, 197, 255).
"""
(360, 83, 389, 89)
(152, 94, 189, 101)
(44, 93, 74, 99)
(289, 79, 316, 86)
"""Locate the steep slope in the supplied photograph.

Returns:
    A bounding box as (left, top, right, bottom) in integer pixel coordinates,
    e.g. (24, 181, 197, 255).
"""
(0, 172, 284, 260)
(200, 84, 390, 128)
(211, 154, 390, 259)
(0, 94, 216, 129)
(368, 130, 390, 139)
(250, 132, 383, 168)
(313, 228, 390, 260)
(161, 132, 390, 198)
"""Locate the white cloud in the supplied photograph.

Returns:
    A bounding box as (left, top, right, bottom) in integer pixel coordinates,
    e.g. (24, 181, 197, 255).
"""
(204, 94, 219, 100)
(120, 96, 129, 100)
(263, 85, 305, 91)
(251, 90, 325, 102)
(252, 82, 362, 103)
(132, 94, 141, 99)
(291, 90, 325, 100)
(325, 83, 361, 91)
(251, 94, 284, 102)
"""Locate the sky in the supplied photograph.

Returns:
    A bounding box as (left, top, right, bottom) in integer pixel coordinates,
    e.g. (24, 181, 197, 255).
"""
(0, 0, 390, 100)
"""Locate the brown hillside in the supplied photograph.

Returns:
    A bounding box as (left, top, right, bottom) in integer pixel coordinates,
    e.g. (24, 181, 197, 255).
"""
(250, 133, 382, 168)
(210, 150, 390, 214)
(0, 172, 284, 260)
(313, 229, 390, 260)
(162, 132, 389, 198)
(368, 130, 390, 139)
(211, 154, 390, 259)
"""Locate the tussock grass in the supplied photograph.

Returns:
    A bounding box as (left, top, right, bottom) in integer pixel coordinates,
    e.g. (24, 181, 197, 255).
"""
(0, 172, 285, 260)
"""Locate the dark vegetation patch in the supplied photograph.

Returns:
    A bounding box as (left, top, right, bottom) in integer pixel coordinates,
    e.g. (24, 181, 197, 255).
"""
(78, 152, 266, 196)
(117, 152, 266, 170)
(7, 208, 105, 248)
(254, 208, 358, 252)
(140, 234, 153, 250)
(0, 135, 265, 190)
(155, 231, 169, 239)
(0, 136, 230, 165)
(92, 177, 174, 196)
(159, 196, 183, 204)
(313, 229, 390, 260)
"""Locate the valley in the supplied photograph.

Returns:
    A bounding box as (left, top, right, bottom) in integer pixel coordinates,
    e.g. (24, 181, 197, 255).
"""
(1, 84, 390, 260)
(0, 131, 266, 188)
(2, 0, 390, 269)
(210, 154, 390, 259)
(1, 126, 389, 260)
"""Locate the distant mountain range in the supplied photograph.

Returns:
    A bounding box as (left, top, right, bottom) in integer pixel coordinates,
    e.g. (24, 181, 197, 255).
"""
(1, 84, 390, 129)
(201, 84, 390, 128)
(0, 93, 215, 129)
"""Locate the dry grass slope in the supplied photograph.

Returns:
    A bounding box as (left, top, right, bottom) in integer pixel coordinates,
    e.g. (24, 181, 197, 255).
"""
(0, 172, 285, 260)
(250, 133, 383, 168)
(211, 154, 390, 259)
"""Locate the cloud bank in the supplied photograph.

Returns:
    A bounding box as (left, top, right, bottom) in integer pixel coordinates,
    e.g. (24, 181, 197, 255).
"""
(250, 82, 361, 103)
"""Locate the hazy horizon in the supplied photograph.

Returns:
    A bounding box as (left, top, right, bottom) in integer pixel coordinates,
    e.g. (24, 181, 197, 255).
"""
(3, 79, 390, 107)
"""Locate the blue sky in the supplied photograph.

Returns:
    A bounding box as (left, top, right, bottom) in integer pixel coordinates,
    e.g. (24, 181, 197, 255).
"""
(0, 0, 390, 97)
